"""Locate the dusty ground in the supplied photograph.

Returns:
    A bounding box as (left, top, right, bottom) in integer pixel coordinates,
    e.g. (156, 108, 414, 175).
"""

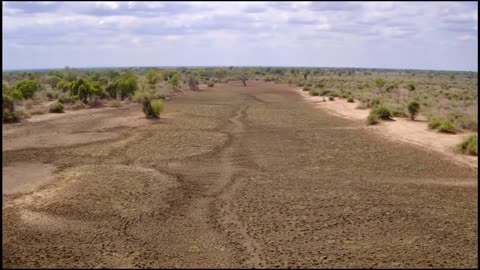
(2, 81, 478, 268)
(297, 89, 478, 168)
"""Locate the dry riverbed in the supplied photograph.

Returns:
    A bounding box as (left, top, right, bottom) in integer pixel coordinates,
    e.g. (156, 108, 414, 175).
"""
(2, 81, 478, 268)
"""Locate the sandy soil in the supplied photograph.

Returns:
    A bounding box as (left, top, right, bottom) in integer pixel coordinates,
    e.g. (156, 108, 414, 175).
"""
(3, 81, 478, 268)
(297, 89, 478, 168)
(2, 161, 56, 196)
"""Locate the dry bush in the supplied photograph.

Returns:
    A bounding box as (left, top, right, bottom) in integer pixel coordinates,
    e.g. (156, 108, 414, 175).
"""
(24, 100, 34, 110)
(66, 100, 87, 111)
(107, 100, 122, 107)
(90, 96, 104, 108)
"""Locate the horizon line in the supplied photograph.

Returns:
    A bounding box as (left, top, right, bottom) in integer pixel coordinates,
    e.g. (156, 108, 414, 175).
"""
(2, 65, 478, 73)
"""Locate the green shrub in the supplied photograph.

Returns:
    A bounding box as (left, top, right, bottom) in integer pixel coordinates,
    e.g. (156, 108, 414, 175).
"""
(368, 98, 381, 108)
(407, 101, 420, 120)
(439, 120, 455, 133)
(48, 102, 64, 113)
(341, 93, 349, 99)
(347, 97, 354, 103)
(428, 117, 443, 129)
(297, 82, 305, 87)
(391, 109, 408, 118)
(150, 100, 164, 117)
(367, 112, 379, 125)
(459, 134, 478, 155)
(309, 89, 320, 96)
(303, 86, 311, 91)
(58, 94, 76, 104)
(328, 96, 335, 101)
(371, 106, 391, 120)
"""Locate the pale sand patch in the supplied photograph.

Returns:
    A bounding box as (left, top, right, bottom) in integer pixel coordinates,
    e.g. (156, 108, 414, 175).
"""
(295, 88, 478, 169)
(2, 161, 56, 196)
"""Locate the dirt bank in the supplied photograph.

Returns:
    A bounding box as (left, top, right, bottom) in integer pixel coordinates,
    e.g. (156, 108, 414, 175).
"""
(296, 88, 478, 169)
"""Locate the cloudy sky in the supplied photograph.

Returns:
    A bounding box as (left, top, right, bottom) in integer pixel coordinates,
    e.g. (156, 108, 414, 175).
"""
(2, 1, 478, 71)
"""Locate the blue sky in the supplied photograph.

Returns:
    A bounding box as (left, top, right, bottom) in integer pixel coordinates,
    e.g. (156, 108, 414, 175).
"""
(2, 1, 478, 71)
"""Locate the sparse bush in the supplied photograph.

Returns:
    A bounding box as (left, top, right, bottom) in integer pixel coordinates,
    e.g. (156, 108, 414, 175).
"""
(3, 111, 19, 123)
(207, 83, 214, 87)
(296, 82, 305, 87)
(428, 117, 443, 129)
(439, 120, 455, 133)
(367, 112, 379, 125)
(67, 100, 87, 110)
(14, 109, 31, 120)
(347, 96, 354, 103)
(391, 109, 408, 118)
(90, 96, 104, 108)
(150, 100, 164, 117)
(49, 102, 64, 113)
(447, 113, 478, 131)
(45, 90, 58, 100)
(24, 100, 34, 110)
(407, 101, 420, 120)
(371, 106, 391, 120)
(303, 86, 311, 91)
(368, 98, 381, 108)
(58, 94, 76, 104)
(459, 134, 478, 155)
(328, 96, 335, 101)
(29, 105, 48, 115)
(107, 100, 122, 108)
(309, 89, 320, 96)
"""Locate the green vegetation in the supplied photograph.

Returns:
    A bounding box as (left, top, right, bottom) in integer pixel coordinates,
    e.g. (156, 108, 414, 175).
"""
(309, 89, 320, 96)
(150, 100, 164, 117)
(13, 79, 40, 99)
(347, 96, 354, 103)
(428, 117, 443, 129)
(439, 120, 455, 133)
(2, 67, 477, 129)
(428, 117, 455, 133)
(48, 102, 64, 113)
(459, 134, 478, 155)
(371, 106, 392, 120)
(407, 101, 420, 120)
(367, 112, 379, 125)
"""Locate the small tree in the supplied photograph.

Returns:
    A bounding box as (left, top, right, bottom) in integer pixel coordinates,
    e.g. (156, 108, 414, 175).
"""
(13, 79, 40, 99)
(239, 70, 250, 86)
(145, 69, 161, 89)
(373, 77, 387, 96)
(407, 101, 420, 120)
(169, 73, 180, 90)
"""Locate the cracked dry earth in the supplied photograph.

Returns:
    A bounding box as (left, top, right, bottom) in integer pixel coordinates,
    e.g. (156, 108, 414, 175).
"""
(2, 81, 478, 268)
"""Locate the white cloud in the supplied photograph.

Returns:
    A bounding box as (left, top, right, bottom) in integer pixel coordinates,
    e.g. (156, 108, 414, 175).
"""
(457, 34, 477, 41)
(95, 2, 119, 10)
